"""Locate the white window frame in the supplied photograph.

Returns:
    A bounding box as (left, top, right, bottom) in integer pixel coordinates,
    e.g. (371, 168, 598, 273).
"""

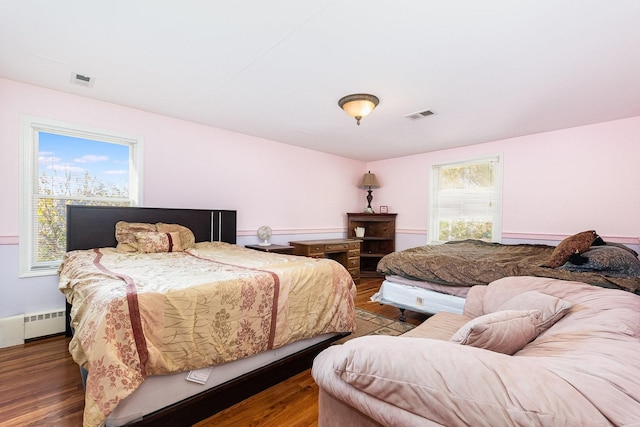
(19, 116, 143, 277)
(428, 154, 502, 244)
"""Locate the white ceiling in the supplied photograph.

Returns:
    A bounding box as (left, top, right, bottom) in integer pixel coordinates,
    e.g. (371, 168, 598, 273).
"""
(2, 1, 640, 161)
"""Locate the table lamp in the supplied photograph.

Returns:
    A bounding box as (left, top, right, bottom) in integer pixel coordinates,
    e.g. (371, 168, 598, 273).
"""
(359, 171, 380, 213)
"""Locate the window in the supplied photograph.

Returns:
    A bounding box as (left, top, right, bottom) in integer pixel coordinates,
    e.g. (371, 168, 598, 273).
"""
(20, 116, 143, 276)
(428, 155, 502, 244)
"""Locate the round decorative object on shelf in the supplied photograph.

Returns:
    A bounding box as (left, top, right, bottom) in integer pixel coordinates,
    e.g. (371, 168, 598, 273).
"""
(257, 225, 272, 246)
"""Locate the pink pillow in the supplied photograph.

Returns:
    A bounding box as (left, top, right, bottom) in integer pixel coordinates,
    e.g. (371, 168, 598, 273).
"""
(497, 291, 573, 334)
(450, 310, 542, 355)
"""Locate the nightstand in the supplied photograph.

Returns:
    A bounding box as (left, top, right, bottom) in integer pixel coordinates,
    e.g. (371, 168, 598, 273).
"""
(245, 244, 295, 255)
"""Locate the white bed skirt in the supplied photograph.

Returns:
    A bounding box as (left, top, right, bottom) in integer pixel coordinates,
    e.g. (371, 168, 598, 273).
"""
(371, 279, 465, 316)
(105, 332, 338, 426)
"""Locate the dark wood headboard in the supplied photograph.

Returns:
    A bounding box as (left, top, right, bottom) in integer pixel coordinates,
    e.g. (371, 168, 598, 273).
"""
(66, 205, 237, 251)
(64, 205, 237, 336)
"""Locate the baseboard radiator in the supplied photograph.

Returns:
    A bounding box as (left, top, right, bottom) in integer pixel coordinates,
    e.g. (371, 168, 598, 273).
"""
(0, 309, 66, 348)
(24, 309, 66, 339)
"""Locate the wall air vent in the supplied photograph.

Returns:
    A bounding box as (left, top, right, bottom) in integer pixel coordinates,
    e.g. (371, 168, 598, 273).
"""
(404, 109, 434, 120)
(70, 72, 94, 87)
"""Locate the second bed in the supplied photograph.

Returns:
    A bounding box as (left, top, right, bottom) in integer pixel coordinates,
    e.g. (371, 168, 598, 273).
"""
(374, 236, 640, 320)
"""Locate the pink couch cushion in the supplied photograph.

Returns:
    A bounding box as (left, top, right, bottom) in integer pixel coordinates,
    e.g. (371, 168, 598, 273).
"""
(313, 335, 613, 426)
(450, 310, 542, 355)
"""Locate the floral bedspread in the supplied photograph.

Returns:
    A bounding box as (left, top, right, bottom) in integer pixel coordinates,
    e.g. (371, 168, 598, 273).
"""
(58, 242, 356, 427)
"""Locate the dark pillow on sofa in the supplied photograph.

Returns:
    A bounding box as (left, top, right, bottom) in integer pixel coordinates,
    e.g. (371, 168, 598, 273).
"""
(544, 230, 598, 268)
(560, 246, 640, 277)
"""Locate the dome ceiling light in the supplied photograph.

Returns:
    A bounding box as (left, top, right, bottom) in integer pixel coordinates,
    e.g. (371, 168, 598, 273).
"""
(338, 94, 379, 125)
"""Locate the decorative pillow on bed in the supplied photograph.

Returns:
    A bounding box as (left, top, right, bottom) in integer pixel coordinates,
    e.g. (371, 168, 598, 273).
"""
(134, 231, 183, 253)
(559, 246, 640, 277)
(156, 223, 196, 249)
(497, 291, 573, 334)
(115, 221, 157, 252)
(544, 230, 598, 268)
(450, 310, 542, 355)
(602, 241, 638, 257)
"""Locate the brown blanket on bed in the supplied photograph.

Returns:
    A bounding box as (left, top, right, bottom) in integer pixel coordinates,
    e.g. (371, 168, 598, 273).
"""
(377, 240, 640, 293)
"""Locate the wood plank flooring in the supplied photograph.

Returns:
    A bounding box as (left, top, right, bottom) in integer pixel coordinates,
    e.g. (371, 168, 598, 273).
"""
(0, 332, 85, 426)
(0, 278, 427, 426)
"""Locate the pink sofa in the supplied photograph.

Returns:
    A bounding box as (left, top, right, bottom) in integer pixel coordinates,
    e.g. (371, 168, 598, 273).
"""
(312, 276, 640, 426)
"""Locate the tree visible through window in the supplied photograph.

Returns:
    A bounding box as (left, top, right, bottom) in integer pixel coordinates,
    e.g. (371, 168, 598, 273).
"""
(428, 156, 502, 244)
(20, 116, 142, 276)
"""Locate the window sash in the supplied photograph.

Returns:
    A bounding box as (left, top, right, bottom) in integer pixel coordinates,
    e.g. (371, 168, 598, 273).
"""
(429, 156, 502, 244)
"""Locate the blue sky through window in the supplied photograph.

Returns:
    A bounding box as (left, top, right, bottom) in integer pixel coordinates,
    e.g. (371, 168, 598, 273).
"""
(38, 131, 129, 196)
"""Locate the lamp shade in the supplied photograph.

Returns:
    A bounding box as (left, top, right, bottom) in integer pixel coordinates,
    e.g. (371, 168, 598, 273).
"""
(338, 94, 379, 125)
(360, 171, 380, 188)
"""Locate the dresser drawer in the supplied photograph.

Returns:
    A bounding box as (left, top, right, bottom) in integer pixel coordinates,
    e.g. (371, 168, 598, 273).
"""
(292, 244, 323, 257)
(309, 245, 324, 253)
(348, 249, 360, 258)
(347, 258, 359, 268)
(348, 241, 360, 250)
(348, 267, 360, 279)
(324, 243, 349, 252)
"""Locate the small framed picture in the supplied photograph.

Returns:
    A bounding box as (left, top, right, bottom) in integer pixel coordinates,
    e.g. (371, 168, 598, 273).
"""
(379, 205, 388, 213)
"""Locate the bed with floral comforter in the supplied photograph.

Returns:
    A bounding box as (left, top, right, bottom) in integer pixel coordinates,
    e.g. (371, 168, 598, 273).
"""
(59, 242, 356, 427)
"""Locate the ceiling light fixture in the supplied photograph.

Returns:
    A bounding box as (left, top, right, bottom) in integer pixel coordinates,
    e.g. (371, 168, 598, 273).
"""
(338, 94, 379, 125)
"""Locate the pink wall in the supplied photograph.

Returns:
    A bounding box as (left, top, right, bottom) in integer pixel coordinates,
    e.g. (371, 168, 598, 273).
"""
(370, 116, 640, 243)
(0, 78, 365, 239)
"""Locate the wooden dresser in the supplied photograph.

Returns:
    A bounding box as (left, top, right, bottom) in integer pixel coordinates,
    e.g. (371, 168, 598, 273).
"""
(288, 238, 361, 284)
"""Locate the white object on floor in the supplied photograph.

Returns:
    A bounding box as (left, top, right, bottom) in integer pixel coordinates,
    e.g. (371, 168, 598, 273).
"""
(371, 279, 465, 316)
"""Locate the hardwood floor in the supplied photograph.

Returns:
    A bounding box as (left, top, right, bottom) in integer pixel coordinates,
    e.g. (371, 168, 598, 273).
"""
(0, 334, 85, 426)
(0, 278, 427, 426)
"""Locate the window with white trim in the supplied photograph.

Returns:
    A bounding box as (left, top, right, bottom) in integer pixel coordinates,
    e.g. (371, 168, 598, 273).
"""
(428, 155, 502, 244)
(20, 116, 142, 276)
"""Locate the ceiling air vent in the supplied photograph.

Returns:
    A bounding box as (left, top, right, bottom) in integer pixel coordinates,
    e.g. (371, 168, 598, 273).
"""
(70, 72, 94, 87)
(404, 109, 434, 120)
